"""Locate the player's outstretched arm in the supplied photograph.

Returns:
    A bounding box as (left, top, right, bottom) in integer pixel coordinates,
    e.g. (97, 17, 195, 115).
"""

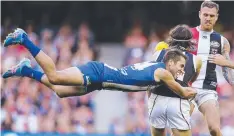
(154, 68, 197, 99)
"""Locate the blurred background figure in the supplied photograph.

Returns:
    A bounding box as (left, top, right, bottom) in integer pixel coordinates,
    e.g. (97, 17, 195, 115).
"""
(124, 23, 147, 48)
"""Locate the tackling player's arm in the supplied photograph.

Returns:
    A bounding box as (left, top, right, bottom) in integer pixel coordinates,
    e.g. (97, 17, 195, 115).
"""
(154, 68, 196, 99)
(147, 50, 161, 98)
(189, 56, 202, 85)
(147, 42, 169, 98)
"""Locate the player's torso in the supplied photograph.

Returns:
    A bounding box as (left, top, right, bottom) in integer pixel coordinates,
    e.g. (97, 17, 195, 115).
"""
(151, 49, 196, 98)
(102, 62, 165, 91)
(190, 26, 223, 90)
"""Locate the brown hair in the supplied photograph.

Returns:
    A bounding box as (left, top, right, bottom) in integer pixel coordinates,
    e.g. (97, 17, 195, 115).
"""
(166, 24, 195, 52)
(163, 49, 187, 64)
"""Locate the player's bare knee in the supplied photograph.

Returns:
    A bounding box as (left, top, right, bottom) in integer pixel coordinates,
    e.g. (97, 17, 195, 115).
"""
(54, 91, 65, 98)
(48, 74, 60, 85)
(209, 129, 221, 135)
(51, 87, 65, 98)
(208, 125, 221, 134)
(54, 91, 62, 98)
(56, 92, 65, 98)
(50, 87, 63, 98)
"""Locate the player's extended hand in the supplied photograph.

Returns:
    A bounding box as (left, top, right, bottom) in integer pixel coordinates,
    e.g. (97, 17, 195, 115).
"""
(208, 54, 228, 67)
(182, 87, 197, 99)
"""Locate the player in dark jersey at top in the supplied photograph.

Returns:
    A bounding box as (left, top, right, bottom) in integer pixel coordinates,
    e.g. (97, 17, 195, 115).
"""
(148, 24, 202, 136)
(2, 28, 196, 99)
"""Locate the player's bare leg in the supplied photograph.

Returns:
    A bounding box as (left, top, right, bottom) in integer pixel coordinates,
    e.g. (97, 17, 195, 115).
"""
(169, 101, 194, 136)
(199, 100, 222, 136)
(150, 127, 166, 136)
(34, 51, 84, 85)
(3, 28, 84, 86)
(171, 129, 191, 136)
(2, 58, 89, 98)
(189, 102, 195, 115)
(40, 74, 89, 98)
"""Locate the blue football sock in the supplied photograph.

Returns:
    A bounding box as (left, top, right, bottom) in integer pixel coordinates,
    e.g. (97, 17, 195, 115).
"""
(23, 35, 41, 57)
(21, 66, 44, 82)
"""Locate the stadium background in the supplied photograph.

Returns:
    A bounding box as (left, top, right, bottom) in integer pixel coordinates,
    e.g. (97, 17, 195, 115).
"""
(1, 1, 234, 136)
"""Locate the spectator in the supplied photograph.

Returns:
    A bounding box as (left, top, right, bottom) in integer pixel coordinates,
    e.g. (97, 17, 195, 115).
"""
(124, 24, 147, 48)
(71, 39, 94, 66)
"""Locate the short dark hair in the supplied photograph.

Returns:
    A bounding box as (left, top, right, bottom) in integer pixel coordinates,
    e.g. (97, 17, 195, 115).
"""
(163, 49, 187, 64)
(201, 1, 219, 12)
(166, 24, 195, 52)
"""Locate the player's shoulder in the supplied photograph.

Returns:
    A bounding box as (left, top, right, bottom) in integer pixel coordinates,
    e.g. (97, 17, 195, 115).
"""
(189, 27, 200, 40)
(185, 51, 195, 57)
(212, 30, 224, 37)
(153, 62, 166, 73)
(154, 41, 169, 51)
(190, 27, 197, 31)
(211, 31, 229, 46)
(154, 66, 172, 82)
(189, 27, 198, 33)
(213, 31, 228, 42)
(212, 30, 229, 42)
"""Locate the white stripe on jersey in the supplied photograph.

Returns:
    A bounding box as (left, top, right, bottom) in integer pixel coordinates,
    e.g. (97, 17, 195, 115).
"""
(192, 27, 211, 88)
(193, 55, 197, 73)
(151, 50, 162, 61)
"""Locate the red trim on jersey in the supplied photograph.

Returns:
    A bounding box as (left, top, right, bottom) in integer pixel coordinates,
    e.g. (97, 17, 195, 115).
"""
(190, 27, 199, 55)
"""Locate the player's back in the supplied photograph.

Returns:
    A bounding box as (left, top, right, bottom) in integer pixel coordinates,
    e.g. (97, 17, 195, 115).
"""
(151, 49, 196, 98)
(102, 62, 165, 91)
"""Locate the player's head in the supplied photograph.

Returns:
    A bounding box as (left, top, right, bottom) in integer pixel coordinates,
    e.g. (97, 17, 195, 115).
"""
(199, 1, 219, 31)
(167, 24, 195, 52)
(163, 49, 187, 78)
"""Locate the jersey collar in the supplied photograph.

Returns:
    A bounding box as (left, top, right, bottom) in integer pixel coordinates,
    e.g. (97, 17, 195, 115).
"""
(196, 26, 214, 34)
